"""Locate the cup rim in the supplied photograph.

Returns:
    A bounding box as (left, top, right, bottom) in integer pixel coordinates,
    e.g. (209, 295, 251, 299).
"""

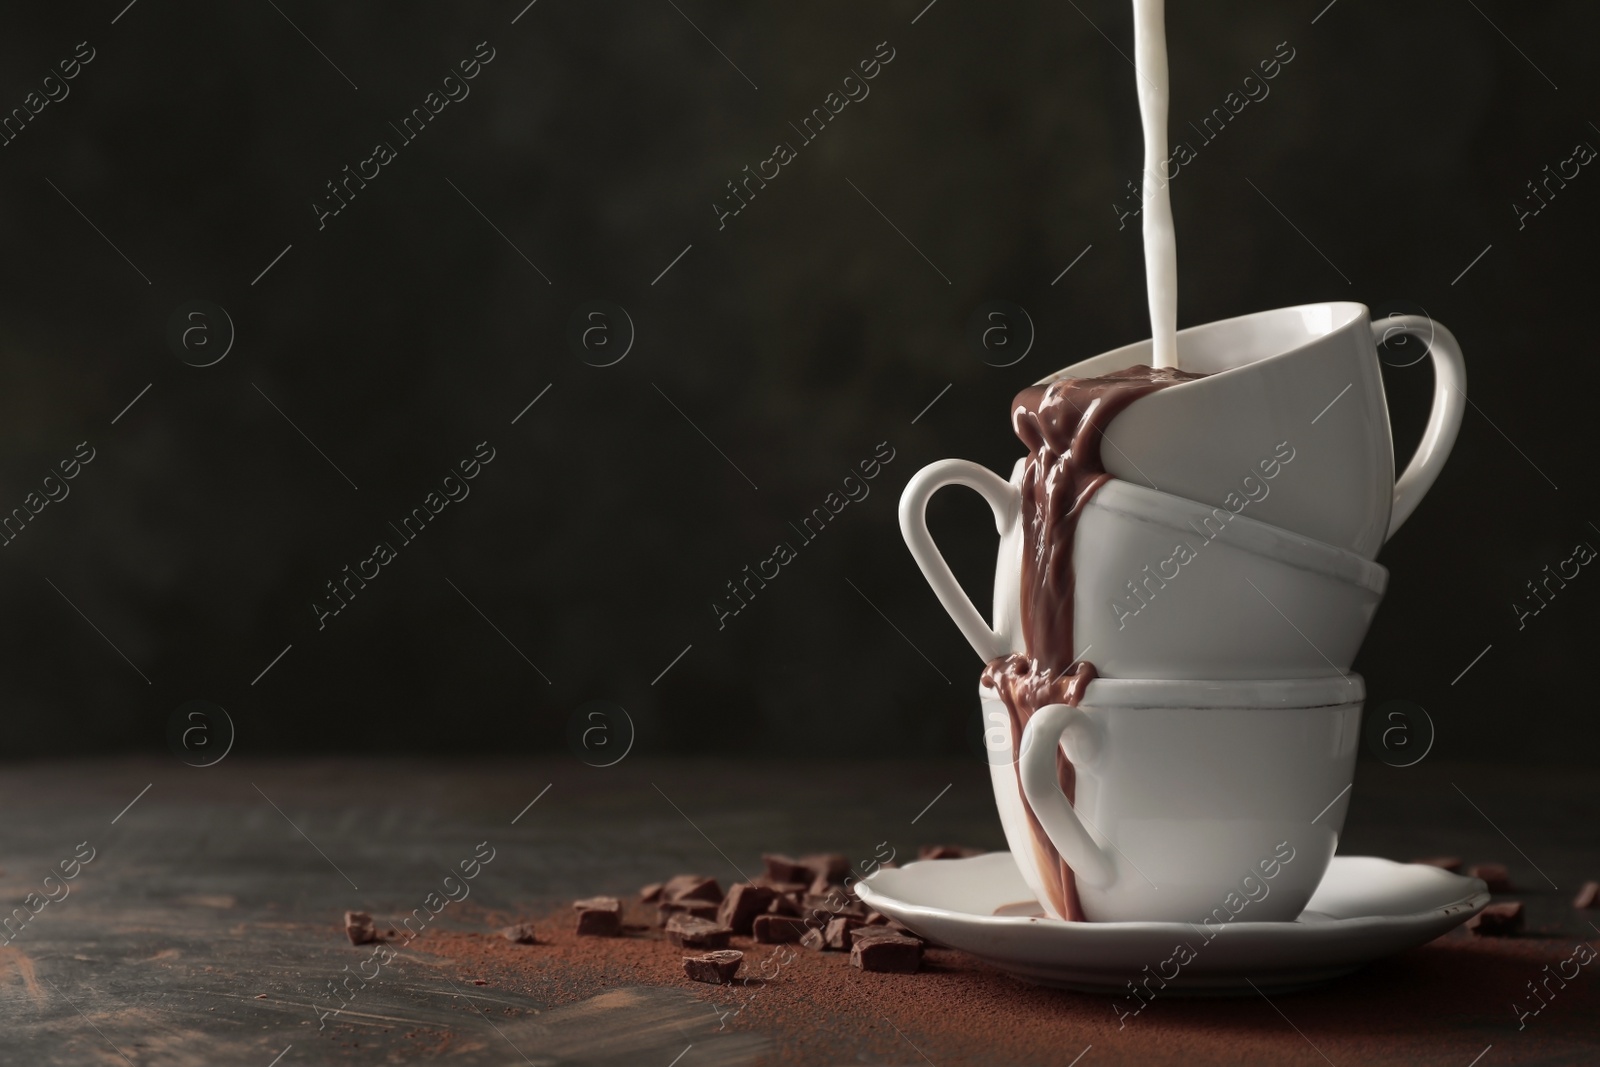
(979, 673, 1364, 709)
(1087, 478, 1388, 593)
(1033, 301, 1371, 387)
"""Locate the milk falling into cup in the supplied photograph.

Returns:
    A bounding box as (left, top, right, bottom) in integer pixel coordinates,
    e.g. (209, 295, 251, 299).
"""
(1133, 0, 1178, 369)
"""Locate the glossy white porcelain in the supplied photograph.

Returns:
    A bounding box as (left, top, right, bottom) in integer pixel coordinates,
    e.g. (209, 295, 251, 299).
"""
(855, 852, 1488, 994)
(986, 675, 1363, 923)
(1039, 302, 1465, 559)
(900, 463, 1386, 675)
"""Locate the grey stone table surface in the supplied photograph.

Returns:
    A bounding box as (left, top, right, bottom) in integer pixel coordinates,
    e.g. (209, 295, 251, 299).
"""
(0, 755, 1596, 1066)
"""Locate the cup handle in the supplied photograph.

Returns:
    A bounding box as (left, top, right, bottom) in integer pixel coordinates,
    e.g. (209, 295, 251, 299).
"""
(897, 459, 1018, 663)
(1018, 703, 1116, 889)
(1376, 316, 1467, 540)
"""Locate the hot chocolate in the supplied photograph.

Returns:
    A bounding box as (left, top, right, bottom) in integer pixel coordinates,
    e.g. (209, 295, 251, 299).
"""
(982, 365, 1202, 919)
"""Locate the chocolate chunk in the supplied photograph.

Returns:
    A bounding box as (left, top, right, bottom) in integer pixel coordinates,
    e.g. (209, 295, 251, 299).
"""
(1574, 881, 1600, 909)
(572, 895, 620, 915)
(573, 896, 622, 937)
(808, 872, 839, 895)
(683, 949, 743, 985)
(662, 875, 723, 904)
(344, 910, 380, 946)
(576, 909, 620, 936)
(801, 853, 850, 883)
(824, 916, 864, 950)
(754, 878, 810, 897)
(762, 854, 818, 884)
(854, 918, 922, 943)
(799, 927, 828, 952)
(501, 923, 538, 945)
(573, 895, 622, 913)
(717, 883, 776, 935)
(1465, 901, 1524, 937)
(1468, 863, 1513, 893)
(864, 911, 890, 926)
(666, 915, 733, 949)
(1411, 856, 1463, 873)
(752, 914, 811, 943)
(850, 932, 922, 973)
(639, 882, 664, 903)
(767, 893, 802, 917)
(657, 899, 720, 927)
(801, 892, 867, 921)
(917, 845, 984, 860)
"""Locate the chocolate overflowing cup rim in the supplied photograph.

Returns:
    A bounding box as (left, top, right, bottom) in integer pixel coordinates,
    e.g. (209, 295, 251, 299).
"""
(1031, 301, 1372, 389)
(977, 673, 1365, 710)
(1085, 479, 1388, 592)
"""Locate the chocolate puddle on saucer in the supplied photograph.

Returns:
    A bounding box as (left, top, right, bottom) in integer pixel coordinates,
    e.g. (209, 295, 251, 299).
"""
(982, 365, 1203, 920)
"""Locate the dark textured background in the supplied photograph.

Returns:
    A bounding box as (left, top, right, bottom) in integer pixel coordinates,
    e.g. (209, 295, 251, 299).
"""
(0, 0, 1594, 762)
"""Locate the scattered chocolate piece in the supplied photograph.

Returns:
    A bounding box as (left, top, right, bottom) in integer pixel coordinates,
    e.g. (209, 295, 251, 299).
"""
(576, 910, 620, 936)
(850, 932, 922, 973)
(662, 875, 723, 904)
(1574, 881, 1600, 909)
(1469, 863, 1513, 893)
(918, 845, 984, 860)
(808, 872, 838, 896)
(657, 900, 719, 927)
(802, 892, 867, 921)
(864, 911, 890, 926)
(344, 911, 379, 946)
(752, 914, 811, 944)
(801, 853, 850, 883)
(683, 949, 743, 985)
(767, 893, 802, 917)
(1465, 901, 1524, 937)
(573, 896, 622, 937)
(665, 915, 733, 950)
(763, 854, 818, 884)
(640, 882, 664, 903)
(755, 878, 810, 897)
(824, 916, 864, 950)
(718, 883, 776, 935)
(853, 917, 922, 943)
(501, 923, 539, 945)
(799, 927, 828, 952)
(1412, 856, 1463, 873)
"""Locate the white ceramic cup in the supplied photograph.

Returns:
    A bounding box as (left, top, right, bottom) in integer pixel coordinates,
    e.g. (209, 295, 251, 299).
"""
(1024, 301, 1464, 559)
(899, 463, 1387, 676)
(985, 675, 1363, 923)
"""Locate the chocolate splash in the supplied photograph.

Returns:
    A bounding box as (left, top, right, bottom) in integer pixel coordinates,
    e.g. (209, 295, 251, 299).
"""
(982, 365, 1202, 920)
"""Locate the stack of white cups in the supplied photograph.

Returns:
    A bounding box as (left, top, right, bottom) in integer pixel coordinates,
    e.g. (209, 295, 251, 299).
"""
(899, 303, 1467, 924)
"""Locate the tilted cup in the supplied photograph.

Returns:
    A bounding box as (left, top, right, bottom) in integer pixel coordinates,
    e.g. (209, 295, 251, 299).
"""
(1042, 301, 1466, 559)
(899, 463, 1386, 677)
(985, 674, 1363, 923)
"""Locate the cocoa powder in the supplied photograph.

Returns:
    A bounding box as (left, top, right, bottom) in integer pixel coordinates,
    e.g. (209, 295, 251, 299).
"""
(413, 909, 1599, 1066)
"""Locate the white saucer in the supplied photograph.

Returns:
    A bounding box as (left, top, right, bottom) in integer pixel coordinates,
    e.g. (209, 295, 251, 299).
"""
(855, 852, 1487, 994)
